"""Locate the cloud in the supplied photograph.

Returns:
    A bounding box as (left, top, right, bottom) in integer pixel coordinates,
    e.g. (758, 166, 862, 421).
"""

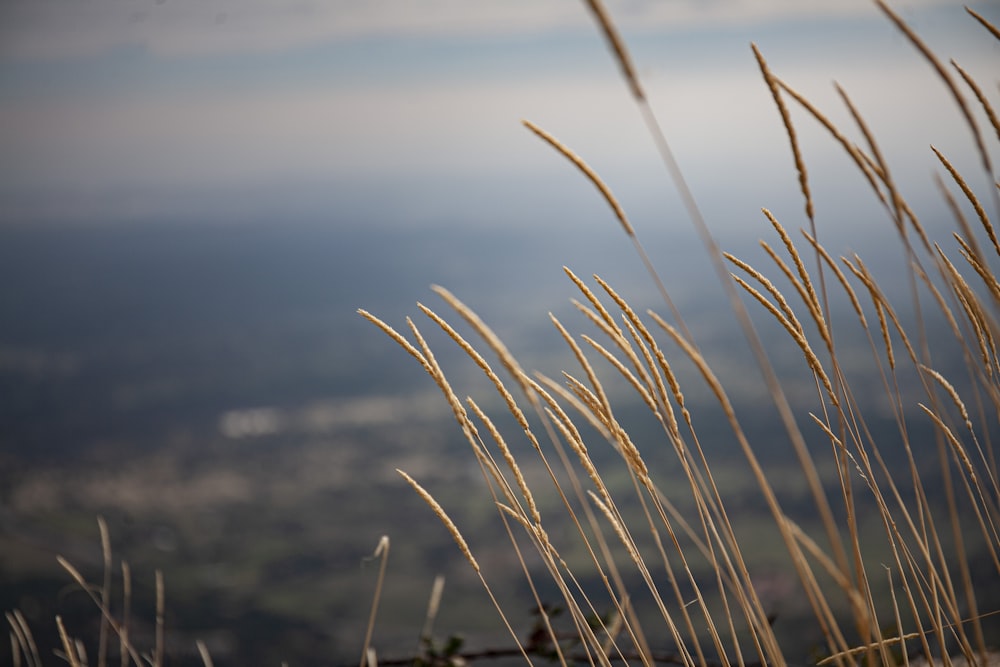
(0, 0, 966, 61)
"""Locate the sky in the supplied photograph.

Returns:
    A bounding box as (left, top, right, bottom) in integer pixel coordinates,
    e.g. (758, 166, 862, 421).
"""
(0, 0, 997, 233)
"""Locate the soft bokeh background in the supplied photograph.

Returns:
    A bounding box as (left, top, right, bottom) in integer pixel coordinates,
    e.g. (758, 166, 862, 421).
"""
(1, 1, 998, 665)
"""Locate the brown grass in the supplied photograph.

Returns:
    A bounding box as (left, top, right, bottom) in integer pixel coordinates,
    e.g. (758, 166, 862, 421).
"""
(365, 1, 1000, 666)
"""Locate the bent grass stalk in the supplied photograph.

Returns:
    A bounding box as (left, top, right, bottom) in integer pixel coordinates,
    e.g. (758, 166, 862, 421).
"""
(363, 1, 1000, 665)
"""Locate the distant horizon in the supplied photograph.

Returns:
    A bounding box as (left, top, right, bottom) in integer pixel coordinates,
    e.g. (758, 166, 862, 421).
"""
(2, 1, 996, 232)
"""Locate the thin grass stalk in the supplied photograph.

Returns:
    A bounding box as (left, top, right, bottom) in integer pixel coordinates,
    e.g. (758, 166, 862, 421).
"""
(595, 275, 803, 661)
(529, 374, 661, 653)
(751, 44, 813, 224)
(774, 78, 885, 201)
(917, 398, 1000, 571)
(626, 469, 717, 667)
(95, 516, 111, 667)
(468, 450, 574, 667)
(409, 297, 628, 637)
(120, 561, 131, 667)
(418, 303, 542, 523)
(522, 120, 692, 344)
(55, 616, 82, 667)
(586, 10, 859, 637)
(461, 401, 577, 649)
(154, 569, 164, 667)
(933, 246, 999, 379)
(56, 557, 144, 666)
(875, 0, 991, 176)
(360, 536, 390, 667)
(6, 611, 41, 667)
(592, 275, 685, 435)
(395, 469, 541, 666)
(760, 209, 832, 347)
(586, 491, 697, 667)
(908, 14, 1000, 272)
(649, 313, 819, 665)
(932, 146, 999, 261)
(916, 404, 991, 658)
(635, 469, 747, 667)
(966, 7, 1000, 41)
(935, 172, 987, 270)
(951, 59, 1000, 144)
(196, 639, 215, 667)
(604, 315, 764, 664)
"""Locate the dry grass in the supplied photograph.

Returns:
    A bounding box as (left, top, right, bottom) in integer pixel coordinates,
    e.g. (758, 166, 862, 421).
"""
(8, 2, 998, 666)
(363, 2, 1000, 666)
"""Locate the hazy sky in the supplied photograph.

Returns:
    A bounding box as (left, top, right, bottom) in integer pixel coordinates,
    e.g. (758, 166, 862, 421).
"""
(1, 0, 996, 232)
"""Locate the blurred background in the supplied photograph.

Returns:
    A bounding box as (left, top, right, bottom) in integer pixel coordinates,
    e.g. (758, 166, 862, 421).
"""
(1, 1, 998, 665)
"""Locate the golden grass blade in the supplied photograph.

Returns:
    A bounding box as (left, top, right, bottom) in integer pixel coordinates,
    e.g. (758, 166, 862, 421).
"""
(935, 171, 989, 269)
(399, 314, 485, 454)
(568, 287, 667, 428)
(431, 285, 536, 399)
(580, 0, 644, 101)
(835, 82, 909, 236)
(591, 275, 687, 424)
(934, 243, 996, 346)
(600, 12, 860, 626)
(154, 569, 164, 667)
(619, 316, 681, 438)
(932, 145, 999, 258)
(56, 556, 145, 666)
(752, 44, 813, 222)
(396, 469, 539, 666)
(955, 239, 1000, 305)
(951, 59, 1000, 144)
(564, 267, 622, 337)
(196, 639, 215, 667)
(6, 611, 41, 667)
(585, 491, 696, 667)
(365, 3, 1000, 665)
(725, 252, 802, 335)
(120, 561, 131, 667)
(419, 301, 544, 458)
(522, 120, 634, 238)
(727, 269, 838, 406)
(842, 256, 911, 370)
(98, 516, 111, 667)
(648, 312, 816, 664)
(55, 616, 81, 667)
(581, 334, 658, 414)
(917, 403, 1000, 549)
(775, 77, 886, 200)
(466, 396, 541, 526)
(761, 208, 830, 344)
(419, 575, 445, 647)
(525, 124, 690, 339)
(397, 470, 479, 572)
(550, 313, 611, 418)
(525, 381, 654, 667)
(966, 6, 1000, 41)
(360, 536, 390, 667)
(875, 0, 992, 174)
(356, 309, 433, 376)
(536, 373, 612, 442)
(801, 230, 866, 325)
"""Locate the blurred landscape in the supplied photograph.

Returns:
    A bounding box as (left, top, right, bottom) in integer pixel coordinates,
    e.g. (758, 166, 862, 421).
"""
(3, 214, 996, 665)
(0, 218, 714, 665)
